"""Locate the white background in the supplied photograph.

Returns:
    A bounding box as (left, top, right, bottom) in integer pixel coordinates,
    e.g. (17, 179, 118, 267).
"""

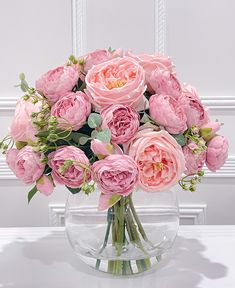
(0, 0, 234, 226)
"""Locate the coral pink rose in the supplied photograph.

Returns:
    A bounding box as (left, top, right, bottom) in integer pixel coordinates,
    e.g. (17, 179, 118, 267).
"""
(127, 52, 174, 92)
(92, 154, 139, 196)
(126, 128, 185, 191)
(36, 65, 79, 103)
(90, 139, 123, 158)
(100, 104, 140, 144)
(36, 175, 54, 196)
(48, 146, 91, 188)
(10, 98, 41, 143)
(6, 146, 45, 184)
(149, 69, 182, 98)
(206, 135, 229, 172)
(83, 49, 113, 73)
(182, 84, 209, 128)
(183, 145, 206, 175)
(149, 94, 187, 134)
(51, 92, 91, 131)
(85, 57, 146, 110)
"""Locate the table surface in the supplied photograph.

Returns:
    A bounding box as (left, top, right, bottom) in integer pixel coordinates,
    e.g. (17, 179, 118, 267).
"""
(0, 225, 234, 288)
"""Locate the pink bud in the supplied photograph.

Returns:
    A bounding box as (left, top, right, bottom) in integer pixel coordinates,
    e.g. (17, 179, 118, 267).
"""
(36, 175, 54, 196)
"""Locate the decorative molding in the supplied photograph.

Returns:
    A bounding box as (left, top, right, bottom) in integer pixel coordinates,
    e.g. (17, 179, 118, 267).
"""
(204, 156, 235, 178)
(0, 157, 15, 180)
(201, 96, 235, 110)
(0, 96, 19, 111)
(154, 0, 166, 54)
(71, 0, 87, 56)
(48, 203, 207, 227)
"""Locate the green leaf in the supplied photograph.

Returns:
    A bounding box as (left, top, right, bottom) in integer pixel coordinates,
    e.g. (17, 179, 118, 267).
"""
(96, 129, 111, 143)
(28, 185, 38, 204)
(71, 132, 89, 144)
(87, 113, 102, 128)
(65, 185, 81, 194)
(91, 130, 99, 139)
(19, 73, 25, 80)
(36, 131, 50, 138)
(172, 134, 187, 146)
(79, 136, 90, 145)
(200, 127, 212, 139)
(140, 113, 151, 124)
(108, 194, 121, 207)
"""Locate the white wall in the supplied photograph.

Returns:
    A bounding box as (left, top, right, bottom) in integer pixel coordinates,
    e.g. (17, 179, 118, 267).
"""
(0, 0, 234, 226)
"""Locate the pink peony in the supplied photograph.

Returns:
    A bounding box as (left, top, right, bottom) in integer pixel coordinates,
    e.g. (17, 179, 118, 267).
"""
(51, 92, 91, 131)
(48, 146, 91, 188)
(6, 146, 45, 184)
(126, 127, 185, 192)
(183, 145, 206, 175)
(10, 98, 41, 143)
(90, 139, 123, 158)
(85, 57, 146, 110)
(206, 135, 229, 172)
(100, 104, 140, 144)
(149, 94, 187, 134)
(127, 52, 174, 92)
(149, 69, 182, 98)
(36, 175, 54, 196)
(83, 49, 113, 73)
(182, 84, 209, 128)
(92, 154, 139, 196)
(36, 65, 79, 103)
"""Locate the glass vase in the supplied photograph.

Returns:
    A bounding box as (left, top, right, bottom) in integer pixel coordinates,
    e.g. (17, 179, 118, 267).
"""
(65, 188, 179, 276)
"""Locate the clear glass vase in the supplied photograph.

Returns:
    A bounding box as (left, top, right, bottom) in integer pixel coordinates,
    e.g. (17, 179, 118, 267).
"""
(65, 188, 179, 276)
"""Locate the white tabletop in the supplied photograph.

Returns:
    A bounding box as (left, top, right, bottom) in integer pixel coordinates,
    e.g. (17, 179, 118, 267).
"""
(0, 226, 234, 288)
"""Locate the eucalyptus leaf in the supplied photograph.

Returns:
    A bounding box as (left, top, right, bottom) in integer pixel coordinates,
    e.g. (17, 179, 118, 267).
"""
(71, 132, 89, 143)
(87, 113, 102, 128)
(28, 185, 38, 204)
(172, 134, 186, 146)
(96, 129, 111, 143)
(66, 186, 81, 194)
(91, 130, 99, 139)
(79, 136, 90, 145)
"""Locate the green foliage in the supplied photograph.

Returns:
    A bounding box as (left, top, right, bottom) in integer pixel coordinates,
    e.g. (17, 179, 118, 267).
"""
(65, 186, 81, 194)
(108, 194, 121, 207)
(28, 186, 38, 204)
(87, 113, 102, 128)
(172, 134, 187, 146)
(96, 129, 111, 143)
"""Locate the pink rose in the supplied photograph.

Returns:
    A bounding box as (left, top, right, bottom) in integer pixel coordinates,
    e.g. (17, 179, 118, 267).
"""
(127, 52, 174, 92)
(206, 135, 229, 172)
(83, 49, 113, 73)
(100, 104, 140, 144)
(10, 99, 41, 143)
(6, 146, 45, 184)
(126, 128, 185, 191)
(200, 122, 221, 142)
(36, 175, 54, 196)
(182, 84, 209, 128)
(183, 145, 206, 175)
(149, 70, 182, 98)
(36, 65, 79, 103)
(149, 94, 187, 134)
(48, 146, 91, 188)
(85, 57, 146, 110)
(92, 154, 139, 196)
(51, 92, 91, 131)
(90, 139, 123, 158)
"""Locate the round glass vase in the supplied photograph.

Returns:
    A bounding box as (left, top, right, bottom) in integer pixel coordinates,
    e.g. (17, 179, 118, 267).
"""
(65, 188, 179, 276)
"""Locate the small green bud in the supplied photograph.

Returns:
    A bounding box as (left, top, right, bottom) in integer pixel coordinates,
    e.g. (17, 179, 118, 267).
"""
(47, 134, 59, 142)
(79, 58, 86, 66)
(189, 186, 196, 192)
(23, 95, 30, 101)
(197, 170, 204, 177)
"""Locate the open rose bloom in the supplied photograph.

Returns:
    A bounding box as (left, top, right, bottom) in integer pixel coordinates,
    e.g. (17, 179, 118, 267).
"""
(0, 48, 229, 276)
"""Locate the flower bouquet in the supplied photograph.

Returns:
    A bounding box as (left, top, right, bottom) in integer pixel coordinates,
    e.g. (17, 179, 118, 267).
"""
(0, 49, 229, 275)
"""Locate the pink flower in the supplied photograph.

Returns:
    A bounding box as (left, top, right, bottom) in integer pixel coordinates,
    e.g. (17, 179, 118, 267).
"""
(90, 139, 123, 158)
(6, 146, 45, 184)
(126, 127, 185, 191)
(48, 146, 91, 188)
(100, 104, 140, 144)
(206, 135, 229, 172)
(10, 99, 41, 143)
(182, 84, 209, 128)
(149, 70, 182, 98)
(36, 175, 54, 196)
(92, 154, 139, 196)
(36, 65, 79, 103)
(127, 52, 174, 92)
(51, 92, 91, 131)
(85, 57, 146, 110)
(183, 145, 206, 175)
(83, 49, 113, 73)
(200, 122, 221, 142)
(149, 94, 187, 134)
